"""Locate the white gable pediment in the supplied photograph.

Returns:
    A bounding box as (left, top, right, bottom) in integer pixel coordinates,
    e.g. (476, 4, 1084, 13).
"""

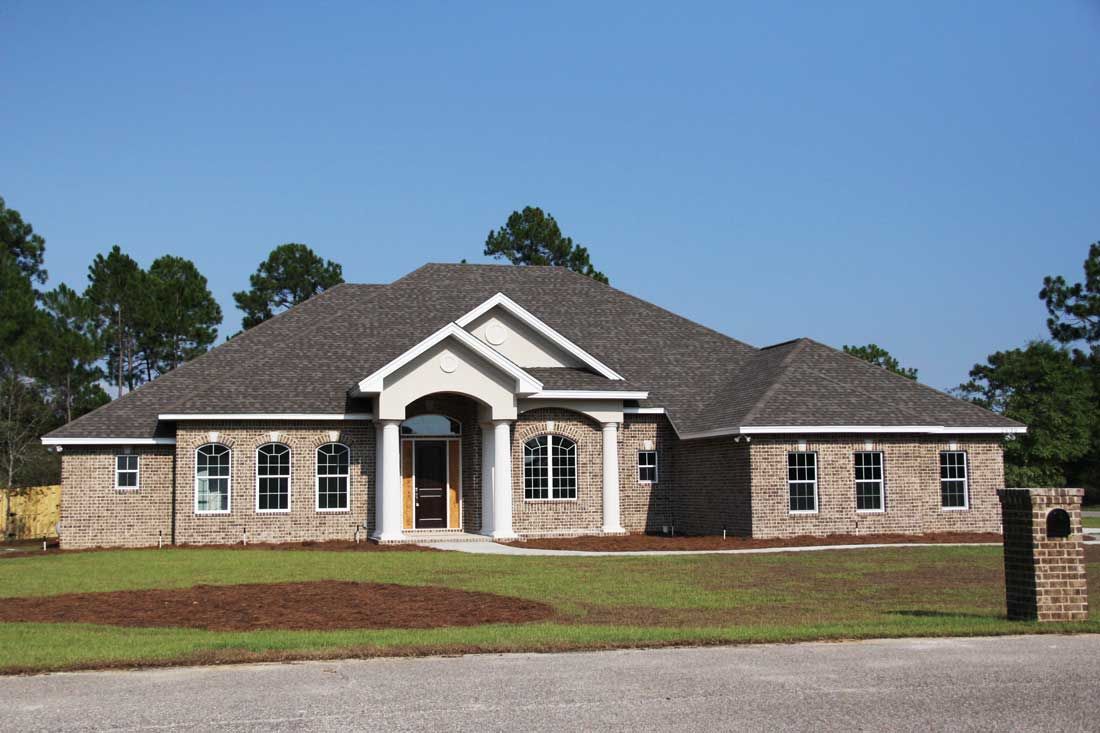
(455, 293, 623, 380)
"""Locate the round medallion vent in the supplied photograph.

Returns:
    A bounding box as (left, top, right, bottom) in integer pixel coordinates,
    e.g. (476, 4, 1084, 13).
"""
(485, 323, 507, 345)
(439, 353, 458, 374)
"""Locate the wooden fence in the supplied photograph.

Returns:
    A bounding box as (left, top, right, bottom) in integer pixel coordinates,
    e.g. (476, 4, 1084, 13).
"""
(2, 485, 61, 541)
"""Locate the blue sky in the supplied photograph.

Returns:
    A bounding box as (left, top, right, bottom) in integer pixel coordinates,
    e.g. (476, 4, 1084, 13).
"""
(3, 1, 1098, 390)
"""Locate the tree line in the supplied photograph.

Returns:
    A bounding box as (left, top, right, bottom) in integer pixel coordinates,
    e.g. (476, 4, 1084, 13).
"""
(7, 191, 1091, 496)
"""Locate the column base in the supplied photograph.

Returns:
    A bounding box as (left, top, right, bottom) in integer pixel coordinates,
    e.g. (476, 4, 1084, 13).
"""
(601, 525, 626, 535)
(370, 531, 406, 544)
(489, 529, 519, 541)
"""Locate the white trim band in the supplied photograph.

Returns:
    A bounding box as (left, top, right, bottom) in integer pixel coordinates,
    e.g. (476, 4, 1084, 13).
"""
(623, 407, 665, 414)
(42, 437, 178, 446)
(679, 424, 1028, 440)
(160, 413, 374, 421)
(527, 390, 650, 400)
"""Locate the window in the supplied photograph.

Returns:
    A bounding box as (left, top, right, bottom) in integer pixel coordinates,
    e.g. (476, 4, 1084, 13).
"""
(638, 450, 658, 483)
(256, 443, 291, 512)
(316, 443, 350, 511)
(787, 452, 817, 513)
(940, 451, 968, 509)
(524, 435, 577, 500)
(195, 444, 231, 513)
(854, 451, 884, 512)
(115, 454, 139, 489)
(401, 414, 461, 436)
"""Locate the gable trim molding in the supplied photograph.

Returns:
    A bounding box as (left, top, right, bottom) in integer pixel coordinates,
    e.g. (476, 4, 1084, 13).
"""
(455, 293, 625, 381)
(356, 322, 543, 395)
(679, 424, 1028, 440)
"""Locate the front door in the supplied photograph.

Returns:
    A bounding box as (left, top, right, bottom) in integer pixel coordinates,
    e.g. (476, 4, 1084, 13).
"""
(414, 441, 447, 528)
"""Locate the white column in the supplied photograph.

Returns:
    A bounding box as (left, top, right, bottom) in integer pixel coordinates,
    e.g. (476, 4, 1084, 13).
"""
(480, 422, 495, 535)
(372, 420, 405, 542)
(601, 421, 624, 534)
(373, 422, 385, 535)
(491, 419, 517, 539)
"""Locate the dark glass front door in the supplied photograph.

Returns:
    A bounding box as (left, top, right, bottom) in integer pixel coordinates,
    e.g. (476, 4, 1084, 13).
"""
(414, 441, 447, 528)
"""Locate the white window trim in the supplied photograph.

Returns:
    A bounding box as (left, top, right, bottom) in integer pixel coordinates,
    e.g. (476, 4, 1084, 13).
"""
(194, 444, 232, 515)
(940, 451, 970, 511)
(114, 454, 140, 491)
(787, 451, 819, 515)
(854, 451, 885, 514)
(315, 443, 351, 513)
(524, 435, 579, 502)
(255, 443, 292, 514)
(637, 450, 658, 484)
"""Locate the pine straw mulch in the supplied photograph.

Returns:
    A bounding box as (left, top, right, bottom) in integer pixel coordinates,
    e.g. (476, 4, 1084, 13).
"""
(506, 531, 1004, 552)
(0, 581, 555, 631)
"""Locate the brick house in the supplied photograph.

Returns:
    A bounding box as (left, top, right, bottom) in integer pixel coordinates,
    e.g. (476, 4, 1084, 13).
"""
(42, 264, 1024, 548)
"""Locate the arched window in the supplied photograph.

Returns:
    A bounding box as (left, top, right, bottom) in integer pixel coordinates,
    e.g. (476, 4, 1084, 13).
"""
(195, 444, 231, 514)
(256, 443, 291, 512)
(400, 414, 461, 436)
(524, 435, 577, 500)
(316, 443, 350, 512)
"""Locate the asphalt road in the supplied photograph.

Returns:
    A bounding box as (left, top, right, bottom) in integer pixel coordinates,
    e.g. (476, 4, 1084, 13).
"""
(2, 635, 1096, 732)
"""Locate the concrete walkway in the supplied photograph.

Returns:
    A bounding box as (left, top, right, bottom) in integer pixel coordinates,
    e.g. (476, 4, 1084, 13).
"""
(419, 539, 1009, 556)
(422, 534, 1100, 556)
(3, 635, 1096, 731)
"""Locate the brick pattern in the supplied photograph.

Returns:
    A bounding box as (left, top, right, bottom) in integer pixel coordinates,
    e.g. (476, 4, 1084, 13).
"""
(617, 415, 676, 533)
(748, 435, 1004, 539)
(58, 446, 175, 549)
(173, 421, 374, 545)
(998, 488, 1089, 622)
(673, 436, 751, 536)
(511, 408, 604, 537)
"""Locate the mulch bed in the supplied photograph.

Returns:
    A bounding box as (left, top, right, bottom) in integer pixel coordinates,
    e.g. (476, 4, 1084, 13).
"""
(506, 531, 1004, 552)
(0, 581, 555, 631)
(0, 539, 436, 560)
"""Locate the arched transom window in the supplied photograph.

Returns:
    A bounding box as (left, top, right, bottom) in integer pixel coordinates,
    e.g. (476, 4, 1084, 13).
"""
(400, 414, 461, 436)
(256, 443, 291, 512)
(524, 435, 577, 500)
(195, 444, 231, 514)
(316, 443, 350, 511)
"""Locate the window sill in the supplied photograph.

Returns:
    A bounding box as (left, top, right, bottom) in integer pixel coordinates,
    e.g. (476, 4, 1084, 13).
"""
(788, 510, 819, 516)
(256, 509, 291, 515)
(856, 509, 885, 514)
(114, 487, 140, 492)
(195, 510, 230, 516)
(941, 506, 969, 512)
(316, 508, 351, 514)
(523, 498, 579, 503)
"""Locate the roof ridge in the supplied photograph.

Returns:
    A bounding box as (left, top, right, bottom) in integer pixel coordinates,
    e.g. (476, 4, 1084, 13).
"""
(738, 338, 811, 425)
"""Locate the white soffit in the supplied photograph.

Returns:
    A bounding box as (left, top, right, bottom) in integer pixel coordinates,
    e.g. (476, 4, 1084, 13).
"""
(678, 424, 1028, 440)
(455, 293, 625, 381)
(356, 323, 543, 394)
(41, 437, 177, 446)
(159, 413, 374, 421)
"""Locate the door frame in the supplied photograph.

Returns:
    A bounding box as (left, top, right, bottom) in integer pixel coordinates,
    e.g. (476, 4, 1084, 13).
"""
(404, 436, 461, 529)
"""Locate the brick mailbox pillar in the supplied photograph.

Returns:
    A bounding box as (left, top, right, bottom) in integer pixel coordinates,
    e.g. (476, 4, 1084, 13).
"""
(997, 488, 1088, 622)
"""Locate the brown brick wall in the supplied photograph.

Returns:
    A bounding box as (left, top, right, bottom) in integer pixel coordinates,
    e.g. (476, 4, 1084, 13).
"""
(618, 415, 676, 533)
(174, 421, 374, 545)
(672, 436, 752, 536)
(511, 408, 604, 537)
(58, 446, 175, 549)
(747, 435, 1004, 538)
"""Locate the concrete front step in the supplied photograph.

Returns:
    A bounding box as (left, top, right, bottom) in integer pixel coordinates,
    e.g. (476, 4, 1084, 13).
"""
(402, 530, 495, 544)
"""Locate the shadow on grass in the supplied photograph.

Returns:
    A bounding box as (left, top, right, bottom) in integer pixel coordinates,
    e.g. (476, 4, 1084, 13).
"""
(888, 609, 1004, 621)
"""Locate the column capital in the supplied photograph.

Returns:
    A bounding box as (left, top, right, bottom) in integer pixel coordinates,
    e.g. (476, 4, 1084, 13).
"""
(601, 421, 620, 430)
(491, 418, 514, 427)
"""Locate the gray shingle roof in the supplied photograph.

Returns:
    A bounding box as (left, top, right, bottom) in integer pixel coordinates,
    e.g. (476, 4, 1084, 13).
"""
(45, 263, 1021, 440)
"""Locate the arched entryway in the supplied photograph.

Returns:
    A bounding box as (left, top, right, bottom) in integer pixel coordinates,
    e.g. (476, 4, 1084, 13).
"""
(400, 413, 462, 530)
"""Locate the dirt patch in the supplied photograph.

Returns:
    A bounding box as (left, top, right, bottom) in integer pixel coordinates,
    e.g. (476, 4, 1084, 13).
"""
(508, 532, 1003, 552)
(0, 581, 554, 631)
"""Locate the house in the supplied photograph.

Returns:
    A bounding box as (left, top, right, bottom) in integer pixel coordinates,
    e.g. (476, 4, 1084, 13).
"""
(42, 263, 1025, 548)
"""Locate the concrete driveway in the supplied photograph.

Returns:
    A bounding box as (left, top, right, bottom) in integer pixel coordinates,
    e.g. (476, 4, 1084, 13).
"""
(2, 635, 1096, 732)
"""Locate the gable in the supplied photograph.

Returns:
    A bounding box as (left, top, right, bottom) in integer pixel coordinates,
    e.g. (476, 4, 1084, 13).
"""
(464, 306, 585, 369)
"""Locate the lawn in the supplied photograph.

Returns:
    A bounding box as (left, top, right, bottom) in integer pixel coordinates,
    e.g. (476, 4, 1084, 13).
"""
(0, 544, 1097, 673)
(1083, 516, 1100, 529)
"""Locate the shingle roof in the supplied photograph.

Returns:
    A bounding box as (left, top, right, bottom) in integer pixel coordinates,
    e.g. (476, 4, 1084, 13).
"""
(45, 263, 1022, 440)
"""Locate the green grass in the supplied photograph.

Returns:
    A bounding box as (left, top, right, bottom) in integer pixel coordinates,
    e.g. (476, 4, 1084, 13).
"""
(1083, 516, 1100, 529)
(1, 545, 1097, 673)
